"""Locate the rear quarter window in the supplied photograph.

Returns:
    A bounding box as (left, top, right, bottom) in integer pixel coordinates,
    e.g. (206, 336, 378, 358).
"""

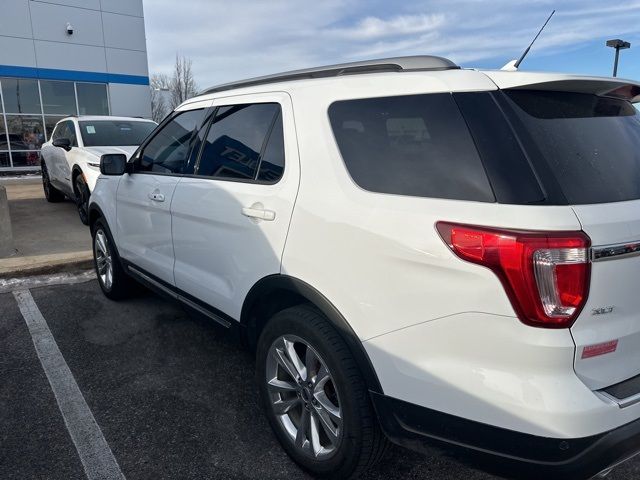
(328, 93, 495, 202)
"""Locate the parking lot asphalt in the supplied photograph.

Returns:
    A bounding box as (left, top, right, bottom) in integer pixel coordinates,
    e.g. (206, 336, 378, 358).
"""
(2, 277, 640, 480)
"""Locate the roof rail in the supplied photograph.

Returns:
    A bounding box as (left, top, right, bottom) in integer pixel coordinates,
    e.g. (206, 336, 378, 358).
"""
(200, 55, 458, 95)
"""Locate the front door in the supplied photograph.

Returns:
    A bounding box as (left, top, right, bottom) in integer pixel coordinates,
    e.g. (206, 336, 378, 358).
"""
(116, 105, 208, 285)
(171, 93, 299, 319)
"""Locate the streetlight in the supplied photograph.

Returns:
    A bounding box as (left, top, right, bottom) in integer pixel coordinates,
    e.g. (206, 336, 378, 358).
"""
(606, 39, 631, 77)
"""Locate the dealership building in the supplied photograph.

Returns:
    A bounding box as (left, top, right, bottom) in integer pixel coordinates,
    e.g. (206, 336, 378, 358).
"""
(0, 0, 151, 171)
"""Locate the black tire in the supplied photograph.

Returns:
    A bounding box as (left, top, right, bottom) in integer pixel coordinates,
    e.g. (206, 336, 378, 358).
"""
(92, 218, 136, 300)
(74, 173, 90, 225)
(41, 162, 65, 203)
(256, 305, 388, 479)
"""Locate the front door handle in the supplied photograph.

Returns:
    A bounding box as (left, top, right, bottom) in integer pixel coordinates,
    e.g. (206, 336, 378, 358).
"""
(242, 203, 276, 221)
(148, 192, 165, 202)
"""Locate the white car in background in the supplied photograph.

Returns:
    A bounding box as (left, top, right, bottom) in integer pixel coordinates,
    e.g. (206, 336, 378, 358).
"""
(40, 116, 157, 224)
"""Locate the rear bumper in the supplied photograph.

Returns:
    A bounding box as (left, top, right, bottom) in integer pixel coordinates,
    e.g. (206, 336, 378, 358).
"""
(372, 392, 640, 479)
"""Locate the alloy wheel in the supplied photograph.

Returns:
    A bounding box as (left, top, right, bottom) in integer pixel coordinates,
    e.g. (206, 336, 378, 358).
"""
(94, 229, 113, 290)
(266, 335, 342, 459)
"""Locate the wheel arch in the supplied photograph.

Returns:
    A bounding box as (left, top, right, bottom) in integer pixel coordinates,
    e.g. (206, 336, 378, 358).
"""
(88, 203, 106, 234)
(241, 274, 383, 394)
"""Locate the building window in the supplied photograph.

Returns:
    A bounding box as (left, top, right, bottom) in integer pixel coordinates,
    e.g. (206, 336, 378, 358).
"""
(77, 83, 109, 115)
(40, 80, 77, 115)
(1, 78, 41, 114)
(0, 78, 111, 169)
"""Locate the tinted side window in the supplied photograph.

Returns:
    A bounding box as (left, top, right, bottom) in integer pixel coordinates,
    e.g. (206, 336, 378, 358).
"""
(500, 90, 640, 205)
(454, 92, 545, 205)
(328, 94, 495, 202)
(257, 112, 284, 182)
(139, 109, 204, 174)
(197, 103, 280, 180)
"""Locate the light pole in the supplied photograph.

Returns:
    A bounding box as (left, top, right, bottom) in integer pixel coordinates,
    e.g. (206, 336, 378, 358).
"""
(606, 39, 631, 77)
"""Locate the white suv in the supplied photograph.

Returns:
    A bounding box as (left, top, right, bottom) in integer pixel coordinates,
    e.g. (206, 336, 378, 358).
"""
(88, 56, 640, 479)
(40, 116, 156, 224)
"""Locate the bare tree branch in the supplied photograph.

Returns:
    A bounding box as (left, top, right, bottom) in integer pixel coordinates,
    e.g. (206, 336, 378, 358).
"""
(169, 55, 199, 109)
(150, 73, 171, 123)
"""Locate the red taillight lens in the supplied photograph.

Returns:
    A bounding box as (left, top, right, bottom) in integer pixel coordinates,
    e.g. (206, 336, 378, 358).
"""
(436, 222, 591, 328)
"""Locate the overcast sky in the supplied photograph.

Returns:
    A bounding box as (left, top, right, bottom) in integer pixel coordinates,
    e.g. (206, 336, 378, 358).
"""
(142, 0, 640, 90)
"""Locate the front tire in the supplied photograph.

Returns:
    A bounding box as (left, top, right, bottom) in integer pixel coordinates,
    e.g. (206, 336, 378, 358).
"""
(256, 305, 388, 479)
(42, 162, 65, 202)
(92, 218, 135, 300)
(75, 174, 90, 225)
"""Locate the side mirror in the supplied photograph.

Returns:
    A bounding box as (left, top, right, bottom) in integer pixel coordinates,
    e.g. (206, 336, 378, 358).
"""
(100, 154, 128, 176)
(53, 137, 71, 150)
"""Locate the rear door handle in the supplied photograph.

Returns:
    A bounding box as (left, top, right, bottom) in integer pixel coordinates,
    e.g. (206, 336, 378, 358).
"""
(148, 192, 165, 202)
(242, 204, 276, 221)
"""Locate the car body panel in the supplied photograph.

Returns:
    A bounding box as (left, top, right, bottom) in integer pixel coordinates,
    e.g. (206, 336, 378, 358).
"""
(171, 92, 300, 320)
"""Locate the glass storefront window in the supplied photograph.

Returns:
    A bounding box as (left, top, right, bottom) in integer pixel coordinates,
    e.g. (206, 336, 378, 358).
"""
(6, 115, 45, 151)
(0, 120, 7, 150)
(0, 77, 112, 169)
(40, 80, 76, 115)
(11, 151, 41, 168)
(77, 83, 109, 115)
(45, 116, 66, 142)
(1, 78, 41, 114)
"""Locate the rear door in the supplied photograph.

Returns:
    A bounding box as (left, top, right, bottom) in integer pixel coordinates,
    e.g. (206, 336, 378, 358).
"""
(497, 86, 640, 390)
(171, 92, 299, 319)
(116, 104, 208, 285)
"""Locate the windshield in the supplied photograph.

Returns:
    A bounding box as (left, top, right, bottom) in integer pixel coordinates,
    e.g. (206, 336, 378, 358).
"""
(79, 120, 156, 147)
(502, 90, 640, 204)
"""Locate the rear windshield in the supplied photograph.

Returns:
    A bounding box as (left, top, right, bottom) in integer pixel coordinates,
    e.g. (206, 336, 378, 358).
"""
(328, 93, 495, 202)
(502, 90, 640, 204)
(79, 120, 156, 147)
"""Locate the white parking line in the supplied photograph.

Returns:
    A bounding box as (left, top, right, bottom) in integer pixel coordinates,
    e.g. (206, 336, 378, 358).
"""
(13, 289, 126, 480)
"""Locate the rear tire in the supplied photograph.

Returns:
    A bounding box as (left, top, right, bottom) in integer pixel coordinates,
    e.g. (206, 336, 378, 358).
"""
(42, 162, 65, 203)
(92, 218, 136, 300)
(256, 305, 388, 479)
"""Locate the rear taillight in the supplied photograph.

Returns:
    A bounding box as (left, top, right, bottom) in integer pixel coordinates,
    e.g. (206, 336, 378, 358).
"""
(436, 222, 591, 328)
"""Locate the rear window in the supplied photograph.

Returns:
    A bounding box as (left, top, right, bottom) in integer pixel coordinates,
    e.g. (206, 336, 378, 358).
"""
(502, 90, 640, 204)
(80, 120, 156, 147)
(328, 94, 495, 202)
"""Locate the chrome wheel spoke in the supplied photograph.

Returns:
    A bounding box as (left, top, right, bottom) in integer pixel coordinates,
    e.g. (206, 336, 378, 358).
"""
(309, 411, 323, 456)
(313, 400, 340, 444)
(295, 409, 311, 451)
(272, 396, 301, 415)
(267, 377, 297, 394)
(283, 337, 307, 381)
(315, 390, 341, 424)
(273, 346, 302, 383)
(305, 346, 319, 380)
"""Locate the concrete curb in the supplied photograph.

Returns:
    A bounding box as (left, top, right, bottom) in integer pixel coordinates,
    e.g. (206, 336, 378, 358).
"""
(0, 251, 93, 279)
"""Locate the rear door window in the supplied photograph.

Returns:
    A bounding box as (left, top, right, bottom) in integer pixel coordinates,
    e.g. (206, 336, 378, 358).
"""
(196, 103, 281, 181)
(328, 93, 495, 202)
(500, 90, 640, 204)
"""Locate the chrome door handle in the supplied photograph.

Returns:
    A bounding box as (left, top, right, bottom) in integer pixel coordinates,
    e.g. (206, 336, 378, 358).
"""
(148, 192, 165, 202)
(242, 205, 276, 221)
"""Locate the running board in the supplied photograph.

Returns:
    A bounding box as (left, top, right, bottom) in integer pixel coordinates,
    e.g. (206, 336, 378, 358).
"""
(127, 265, 232, 329)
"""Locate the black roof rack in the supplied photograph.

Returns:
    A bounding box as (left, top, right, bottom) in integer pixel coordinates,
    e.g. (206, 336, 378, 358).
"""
(200, 55, 458, 95)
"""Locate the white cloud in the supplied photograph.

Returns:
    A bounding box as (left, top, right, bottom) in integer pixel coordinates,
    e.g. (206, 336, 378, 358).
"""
(142, 0, 640, 88)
